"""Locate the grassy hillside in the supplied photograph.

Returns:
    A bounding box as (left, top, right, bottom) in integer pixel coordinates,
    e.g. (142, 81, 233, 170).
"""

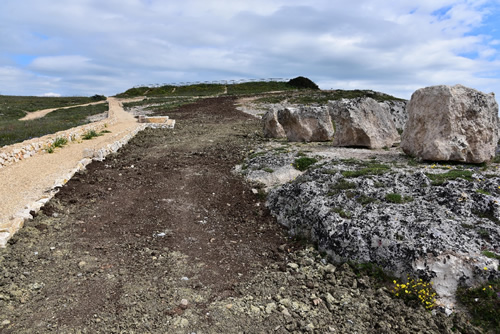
(116, 81, 298, 98)
(0, 95, 108, 147)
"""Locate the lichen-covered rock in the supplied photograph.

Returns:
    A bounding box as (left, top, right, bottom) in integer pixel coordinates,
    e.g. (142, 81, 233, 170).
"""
(275, 106, 334, 142)
(329, 98, 400, 149)
(262, 109, 286, 139)
(401, 85, 499, 163)
(266, 161, 500, 310)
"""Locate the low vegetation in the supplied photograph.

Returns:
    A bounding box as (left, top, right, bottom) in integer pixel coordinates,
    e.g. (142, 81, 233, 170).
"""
(385, 193, 414, 204)
(341, 163, 391, 178)
(425, 170, 474, 185)
(392, 276, 437, 310)
(0, 96, 108, 147)
(293, 157, 318, 171)
(456, 280, 500, 332)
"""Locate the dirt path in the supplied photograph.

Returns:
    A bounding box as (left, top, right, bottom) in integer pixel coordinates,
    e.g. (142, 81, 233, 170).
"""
(19, 101, 108, 121)
(0, 97, 142, 246)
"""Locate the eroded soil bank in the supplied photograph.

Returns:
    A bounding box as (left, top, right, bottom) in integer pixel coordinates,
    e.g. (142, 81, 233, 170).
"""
(0, 97, 482, 333)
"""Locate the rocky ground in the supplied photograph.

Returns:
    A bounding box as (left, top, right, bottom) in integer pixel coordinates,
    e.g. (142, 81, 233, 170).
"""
(0, 97, 487, 333)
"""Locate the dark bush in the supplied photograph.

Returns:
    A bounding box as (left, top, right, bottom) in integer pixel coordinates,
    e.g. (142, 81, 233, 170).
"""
(288, 76, 319, 90)
(90, 94, 107, 101)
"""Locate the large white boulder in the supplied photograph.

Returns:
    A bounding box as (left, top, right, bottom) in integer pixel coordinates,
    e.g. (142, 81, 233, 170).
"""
(329, 97, 400, 149)
(401, 85, 499, 163)
(262, 106, 334, 142)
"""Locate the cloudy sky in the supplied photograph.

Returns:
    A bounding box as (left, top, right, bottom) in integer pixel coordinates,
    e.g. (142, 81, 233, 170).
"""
(1, 0, 499, 99)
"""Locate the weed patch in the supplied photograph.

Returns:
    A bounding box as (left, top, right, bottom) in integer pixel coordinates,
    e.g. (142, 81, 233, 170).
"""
(426, 170, 474, 185)
(385, 193, 413, 204)
(293, 157, 318, 171)
(82, 130, 103, 140)
(456, 280, 500, 333)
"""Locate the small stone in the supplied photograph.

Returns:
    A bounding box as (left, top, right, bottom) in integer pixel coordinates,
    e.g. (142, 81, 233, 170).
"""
(250, 305, 261, 314)
(287, 263, 299, 269)
(305, 323, 315, 332)
(251, 188, 259, 194)
(180, 299, 189, 310)
(78, 261, 87, 269)
(265, 302, 277, 314)
(1, 320, 11, 326)
(281, 308, 292, 317)
(312, 298, 322, 306)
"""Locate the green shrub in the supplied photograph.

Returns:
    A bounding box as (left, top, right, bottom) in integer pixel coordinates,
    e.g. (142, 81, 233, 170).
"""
(293, 157, 318, 171)
(287, 76, 319, 90)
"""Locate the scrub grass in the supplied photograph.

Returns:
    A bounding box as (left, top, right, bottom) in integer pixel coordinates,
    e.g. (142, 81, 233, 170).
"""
(0, 97, 108, 147)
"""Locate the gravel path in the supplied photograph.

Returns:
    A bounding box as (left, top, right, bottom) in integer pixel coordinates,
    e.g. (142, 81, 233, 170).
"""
(0, 97, 143, 246)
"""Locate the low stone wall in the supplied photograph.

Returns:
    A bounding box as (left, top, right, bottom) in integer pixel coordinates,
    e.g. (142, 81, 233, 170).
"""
(0, 122, 148, 248)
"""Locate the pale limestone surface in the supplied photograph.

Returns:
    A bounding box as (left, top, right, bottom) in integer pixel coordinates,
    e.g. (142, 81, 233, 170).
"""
(262, 110, 286, 138)
(329, 97, 400, 149)
(401, 85, 499, 163)
(276, 106, 334, 142)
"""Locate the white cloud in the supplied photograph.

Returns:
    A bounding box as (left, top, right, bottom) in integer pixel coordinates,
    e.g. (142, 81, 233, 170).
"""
(0, 0, 499, 99)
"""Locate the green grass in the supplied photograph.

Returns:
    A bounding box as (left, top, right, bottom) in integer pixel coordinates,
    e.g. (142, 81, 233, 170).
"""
(82, 130, 103, 140)
(293, 157, 318, 171)
(456, 280, 500, 333)
(341, 163, 391, 178)
(52, 137, 68, 148)
(357, 194, 377, 205)
(116, 81, 297, 98)
(116, 84, 225, 97)
(226, 81, 295, 95)
(332, 207, 353, 219)
(425, 170, 474, 186)
(385, 193, 414, 204)
(0, 100, 109, 147)
(476, 189, 492, 195)
(482, 251, 500, 261)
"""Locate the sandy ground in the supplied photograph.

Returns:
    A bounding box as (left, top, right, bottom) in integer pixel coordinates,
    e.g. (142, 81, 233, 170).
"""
(0, 97, 142, 240)
(19, 101, 108, 121)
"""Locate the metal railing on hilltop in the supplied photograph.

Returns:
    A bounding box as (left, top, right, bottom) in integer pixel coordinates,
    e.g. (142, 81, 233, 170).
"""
(133, 78, 289, 88)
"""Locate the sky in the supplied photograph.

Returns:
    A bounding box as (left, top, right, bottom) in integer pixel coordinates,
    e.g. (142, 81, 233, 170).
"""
(0, 0, 499, 100)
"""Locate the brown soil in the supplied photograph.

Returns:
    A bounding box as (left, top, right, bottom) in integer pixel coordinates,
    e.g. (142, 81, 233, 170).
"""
(0, 97, 299, 332)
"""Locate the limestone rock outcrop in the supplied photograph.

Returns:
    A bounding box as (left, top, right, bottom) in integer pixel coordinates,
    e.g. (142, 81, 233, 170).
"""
(329, 97, 400, 149)
(266, 160, 500, 310)
(401, 85, 499, 163)
(379, 100, 407, 131)
(262, 109, 286, 139)
(263, 106, 334, 142)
